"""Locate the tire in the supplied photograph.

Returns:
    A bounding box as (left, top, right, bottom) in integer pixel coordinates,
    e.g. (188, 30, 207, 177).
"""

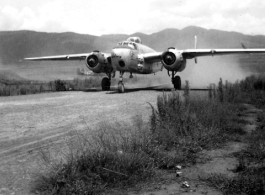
(173, 76, 181, 90)
(118, 81, 125, 93)
(101, 77, 111, 91)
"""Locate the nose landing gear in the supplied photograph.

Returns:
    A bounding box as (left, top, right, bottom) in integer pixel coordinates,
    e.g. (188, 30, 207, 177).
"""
(118, 71, 125, 93)
(129, 72, 133, 79)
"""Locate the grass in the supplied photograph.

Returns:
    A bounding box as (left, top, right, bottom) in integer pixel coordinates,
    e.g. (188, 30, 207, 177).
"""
(0, 74, 162, 96)
(203, 124, 265, 195)
(201, 76, 265, 195)
(32, 118, 155, 194)
(0, 77, 103, 96)
(149, 89, 243, 164)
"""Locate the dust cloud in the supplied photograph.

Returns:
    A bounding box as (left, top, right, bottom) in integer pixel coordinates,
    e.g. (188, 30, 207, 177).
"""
(125, 55, 251, 90)
(180, 55, 250, 89)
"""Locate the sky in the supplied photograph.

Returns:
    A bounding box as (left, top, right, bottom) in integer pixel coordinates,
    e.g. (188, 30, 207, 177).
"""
(1, 0, 265, 36)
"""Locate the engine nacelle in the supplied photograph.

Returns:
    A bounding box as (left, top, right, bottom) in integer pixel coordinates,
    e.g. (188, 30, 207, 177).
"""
(85, 52, 108, 73)
(161, 48, 186, 72)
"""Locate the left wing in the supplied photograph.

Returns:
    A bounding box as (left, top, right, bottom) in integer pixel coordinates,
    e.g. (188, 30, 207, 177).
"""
(24, 53, 91, 61)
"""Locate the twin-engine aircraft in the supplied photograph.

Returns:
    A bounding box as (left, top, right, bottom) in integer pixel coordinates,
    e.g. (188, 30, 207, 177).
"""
(25, 36, 265, 93)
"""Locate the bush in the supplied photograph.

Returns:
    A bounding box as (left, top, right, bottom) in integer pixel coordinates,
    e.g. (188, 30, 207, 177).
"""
(54, 80, 67, 91)
(151, 92, 236, 145)
(149, 89, 240, 165)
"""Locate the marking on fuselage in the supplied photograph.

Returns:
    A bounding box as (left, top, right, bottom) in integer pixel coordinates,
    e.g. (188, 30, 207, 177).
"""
(111, 54, 121, 58)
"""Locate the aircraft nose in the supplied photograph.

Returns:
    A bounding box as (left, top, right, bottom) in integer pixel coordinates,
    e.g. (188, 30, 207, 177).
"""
(111, 48, 131, 69)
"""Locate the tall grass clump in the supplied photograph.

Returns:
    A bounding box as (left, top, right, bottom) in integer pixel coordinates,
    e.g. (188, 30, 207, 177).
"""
(208, 76, 265, 108)
(32, 117, 155, 195)
(149, 85, 239, 164)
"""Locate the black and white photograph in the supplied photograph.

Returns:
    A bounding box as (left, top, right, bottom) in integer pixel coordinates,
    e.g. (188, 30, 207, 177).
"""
(1, 0, 265, 194)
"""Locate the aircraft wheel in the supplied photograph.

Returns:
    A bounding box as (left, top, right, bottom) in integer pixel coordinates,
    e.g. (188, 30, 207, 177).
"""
(118, 81, 125, 93)
(173, 76, 181, 90)
(101, 77, 111, 91)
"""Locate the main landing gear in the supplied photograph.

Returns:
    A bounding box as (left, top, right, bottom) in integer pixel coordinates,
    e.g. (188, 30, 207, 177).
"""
(101, 72, 113, 91)
(118, 71, 125, 93)
(101, 71, 126, 93)
(101, 77, 111, 91)
(168, 71, 181, 90)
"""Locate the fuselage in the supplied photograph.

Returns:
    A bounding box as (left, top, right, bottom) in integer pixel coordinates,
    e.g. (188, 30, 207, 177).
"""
(111, 37, 163, 74)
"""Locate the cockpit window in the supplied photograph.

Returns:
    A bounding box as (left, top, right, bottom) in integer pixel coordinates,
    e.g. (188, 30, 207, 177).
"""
(116, 41, 137, 50)
(126, 37, 142, 44)
(134, 38, 140, 43)
(128, 43, 135, 49)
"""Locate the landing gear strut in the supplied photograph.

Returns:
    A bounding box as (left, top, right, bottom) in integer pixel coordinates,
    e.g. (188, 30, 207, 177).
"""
(118, 71, 125, 93)
(101, 72, 111, 91)
(169, 71, 181, 90)
(129, 72, 133, 79)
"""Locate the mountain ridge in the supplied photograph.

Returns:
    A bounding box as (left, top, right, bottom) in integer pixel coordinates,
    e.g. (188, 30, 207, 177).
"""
(0, 26, 265, 75)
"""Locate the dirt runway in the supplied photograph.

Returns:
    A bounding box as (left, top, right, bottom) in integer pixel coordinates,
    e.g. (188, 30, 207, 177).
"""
(0, 89, 207, 194)
(0, 89, 167, 194)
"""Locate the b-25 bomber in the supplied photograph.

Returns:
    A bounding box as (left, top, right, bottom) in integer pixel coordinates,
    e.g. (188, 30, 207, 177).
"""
(25, 36, 265, 93)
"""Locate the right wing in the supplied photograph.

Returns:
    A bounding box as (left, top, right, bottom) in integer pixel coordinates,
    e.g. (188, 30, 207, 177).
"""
(24, 53, 92, 61)
(141, 48, 265, 63)
(182, 48, 265, 59)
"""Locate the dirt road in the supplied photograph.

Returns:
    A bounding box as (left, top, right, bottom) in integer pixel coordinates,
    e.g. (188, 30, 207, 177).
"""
(0, 89, 208, 195)
(0, 89, 170, 194)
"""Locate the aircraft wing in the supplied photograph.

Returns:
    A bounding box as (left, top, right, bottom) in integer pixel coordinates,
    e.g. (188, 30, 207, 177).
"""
(142, 49, 265, 62)
(24, 53, 93, 61)
(141, 52, 163, 63)
(182, 49, 265, 59)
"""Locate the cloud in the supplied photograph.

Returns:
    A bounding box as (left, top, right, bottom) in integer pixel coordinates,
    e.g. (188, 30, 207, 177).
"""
(146, 0, 265, 36)
(0, 1, 68, 32)
(0, 0, 265, 36)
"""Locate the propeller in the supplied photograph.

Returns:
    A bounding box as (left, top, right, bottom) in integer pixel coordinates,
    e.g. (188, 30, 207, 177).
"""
(195, 36, 198, 64)
(87, 55, 98, 67)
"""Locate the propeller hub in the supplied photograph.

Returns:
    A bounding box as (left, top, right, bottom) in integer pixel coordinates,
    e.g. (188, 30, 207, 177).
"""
(87, 55, 99, 68)
(163, 52, 176, 65)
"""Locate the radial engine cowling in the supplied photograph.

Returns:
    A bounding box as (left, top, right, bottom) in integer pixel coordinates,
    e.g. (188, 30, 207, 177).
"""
(161, 48, 186, 72)
(85, 52, 108, 73)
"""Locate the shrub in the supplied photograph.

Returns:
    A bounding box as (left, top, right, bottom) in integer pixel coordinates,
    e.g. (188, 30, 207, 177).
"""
(149, 89, 239, 165)
(54, 80, 67, 91)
